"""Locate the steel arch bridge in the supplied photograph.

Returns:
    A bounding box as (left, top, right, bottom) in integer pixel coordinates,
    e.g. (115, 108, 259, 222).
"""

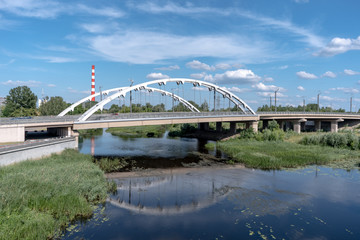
(58, 78, 256, 122)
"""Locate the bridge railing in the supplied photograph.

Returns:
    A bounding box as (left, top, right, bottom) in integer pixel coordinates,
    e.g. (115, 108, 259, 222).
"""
(0, 111, 257, 125)
(0, 115, 80, 125)
(86, 111, 257, 121)
(257, 111, 360, 115)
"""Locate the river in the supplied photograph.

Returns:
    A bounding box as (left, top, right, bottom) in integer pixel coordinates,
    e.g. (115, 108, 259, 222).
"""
(62, 130, 360, 239)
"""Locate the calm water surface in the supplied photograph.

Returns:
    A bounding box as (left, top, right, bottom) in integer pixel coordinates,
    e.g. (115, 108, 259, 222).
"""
(63, 130, 360, 239)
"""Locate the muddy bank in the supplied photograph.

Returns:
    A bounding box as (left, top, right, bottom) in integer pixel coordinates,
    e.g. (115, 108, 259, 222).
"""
(94, 151, 236, 176)
(106, 162, 245, 179)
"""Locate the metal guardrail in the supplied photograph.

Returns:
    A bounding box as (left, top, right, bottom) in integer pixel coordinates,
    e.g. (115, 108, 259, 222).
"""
(257, 111, 360, 115)
(0, 115, 80, 125)
(2, 111, 360, 126)
(0, 112, 254, 126)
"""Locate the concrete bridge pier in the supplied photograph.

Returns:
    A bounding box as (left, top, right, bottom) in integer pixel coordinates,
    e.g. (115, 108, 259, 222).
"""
(198, 122, 209, 131)
(229, 122, 237, 134)
(245, 121, 258, 133)
(330, 119, 344, 132)
(262, 120, 268, 129)
(216, 122, 222, 132)
(292, 119, 307, 134)
(314, 120, 321, 131)
(0, 125, 25, 143)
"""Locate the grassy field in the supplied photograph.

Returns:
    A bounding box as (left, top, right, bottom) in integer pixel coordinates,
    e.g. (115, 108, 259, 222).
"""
(0, 150, 110, 240)
(215, 138, 360, 170)
(106, 125, 167, 138)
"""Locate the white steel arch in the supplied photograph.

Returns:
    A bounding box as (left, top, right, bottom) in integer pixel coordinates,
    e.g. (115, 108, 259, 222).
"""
(58, 86, 200, 117)
(58, 87, 127, 116)
(76, 78, 255, 122)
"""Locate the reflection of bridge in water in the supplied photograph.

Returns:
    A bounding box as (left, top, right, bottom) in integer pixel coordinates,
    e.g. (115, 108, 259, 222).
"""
(108, 174, 232, 216)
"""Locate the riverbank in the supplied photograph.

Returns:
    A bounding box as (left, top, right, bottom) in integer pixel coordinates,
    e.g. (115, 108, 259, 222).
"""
(214, 138, 360, 170)
(0, 149, 112, 240)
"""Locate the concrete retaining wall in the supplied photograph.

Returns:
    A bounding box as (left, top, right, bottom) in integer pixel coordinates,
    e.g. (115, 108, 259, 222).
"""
(0, 137, 78, 166)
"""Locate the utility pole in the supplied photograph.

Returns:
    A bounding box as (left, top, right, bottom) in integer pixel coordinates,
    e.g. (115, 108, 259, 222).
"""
(213, 88, 216, 112)
(99, 86, 102, 101)
(171, 88, 176, 112)
(99, 86, 102, 114)
(317, 92, 320, 113)
(275, 88, 279, 112)
(303, 98, 306, 112)
(129, 79, 134, 113)
(270, 96, 272, 109)
(350, 96, 353, 112)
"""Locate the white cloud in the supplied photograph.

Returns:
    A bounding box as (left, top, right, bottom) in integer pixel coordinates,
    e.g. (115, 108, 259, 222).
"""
(186, 60, 214, 71)
(321, 71, 336, 78)
(1, 80, 41, 87)
(252, 82, 285, 92)
(132, 2, 324, 48)
(279, 65, 288, 70)
(296, 71, 318, 79)
(223, 86, 251, 93)
(190, 72, 206, 79)
(0, 1, 124, 19)
(47, 84, 56, 87)
(315, 36, 360, 57)
(76, 4, 125, 18)
(344, 69, 360, 75)
(80, 23, 111, 34)
(263, 77, 274, 82)
(320, 95, 346, 102)
(34, 56, 76, 63)
(329, 87, 359, 94)
(86, 31, 271, 64)
(208, 69, 261, 84)
(257, 92, 287, 97)
(67, 87, 90, 94)
(146, 72, 169, 80)
(155, 65, 180, 71)
(294, 0, 309, 3)
(297, 86, 305, 91)
(214, 63, 232, 70)
(0, 59, 15, 67)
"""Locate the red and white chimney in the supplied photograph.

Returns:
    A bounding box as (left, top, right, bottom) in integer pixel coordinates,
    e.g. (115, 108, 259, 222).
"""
(91, 65, 95, 101)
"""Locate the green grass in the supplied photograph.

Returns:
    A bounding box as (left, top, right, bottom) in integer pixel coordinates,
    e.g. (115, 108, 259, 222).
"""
(106, 125, 167, 138)
(217, 139, 360, 170)
(0, 149, 109, 240)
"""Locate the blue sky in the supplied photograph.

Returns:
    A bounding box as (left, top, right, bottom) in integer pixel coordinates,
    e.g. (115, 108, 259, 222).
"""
(1, 0, 360, 111)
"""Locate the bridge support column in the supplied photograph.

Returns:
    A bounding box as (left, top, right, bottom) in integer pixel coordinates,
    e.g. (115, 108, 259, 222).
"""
(278, 121, 284, 131)
(293, 119, 307, 134)
(230, 122, 237, 134)
(293, 121, 301, 134)
(262, 120, 269, 129)
(245, 121, 258, 133)
(216, 122, 222, 132)
(198, 122, 209, 131)
(314, 121, 321, 131)
(330, 121, 338, 133)
(0, 125, 25, 143)
(330, 119, 344, 133)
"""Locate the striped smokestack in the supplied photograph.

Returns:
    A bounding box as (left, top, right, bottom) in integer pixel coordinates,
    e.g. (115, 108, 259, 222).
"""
(91, 65, 95, 101)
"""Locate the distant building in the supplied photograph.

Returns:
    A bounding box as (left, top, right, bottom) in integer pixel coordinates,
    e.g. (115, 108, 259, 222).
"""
(0, 97, 5, 107)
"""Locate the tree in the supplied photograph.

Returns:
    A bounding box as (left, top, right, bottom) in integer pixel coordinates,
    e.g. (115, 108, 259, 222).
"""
(39, 96, 68, 115)
(3, 86, 38, 117)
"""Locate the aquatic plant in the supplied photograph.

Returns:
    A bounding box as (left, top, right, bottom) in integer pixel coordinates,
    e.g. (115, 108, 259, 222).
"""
(0, 150, 110, 239)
